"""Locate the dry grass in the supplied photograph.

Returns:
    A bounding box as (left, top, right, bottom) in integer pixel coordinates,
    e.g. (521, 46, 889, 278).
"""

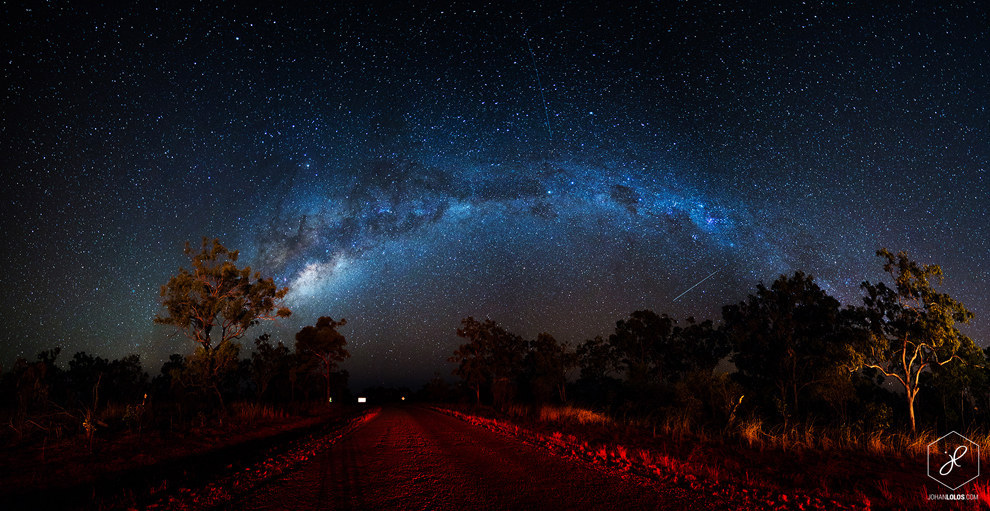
(504, 403, 613, 427)
(725, 421, 990, 470)
(441, 404, 990, 509)
(513, 402, 990, 471)
(658, 411, 694, 441)
(467, 403, 990, 509)
(738, 418, 765, 448)
(230, 402, 288, 422)
(539, 405, 613, 426)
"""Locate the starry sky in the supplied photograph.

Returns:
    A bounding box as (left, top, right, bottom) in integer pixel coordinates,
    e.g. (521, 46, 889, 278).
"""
(2, 2, 987, 389)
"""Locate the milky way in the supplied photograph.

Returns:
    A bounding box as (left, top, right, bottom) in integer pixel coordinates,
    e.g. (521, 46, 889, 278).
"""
(2, 2, 987, 387)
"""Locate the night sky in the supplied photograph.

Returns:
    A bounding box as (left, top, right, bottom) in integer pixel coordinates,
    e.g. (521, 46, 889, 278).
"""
(2, 2, 987, 389)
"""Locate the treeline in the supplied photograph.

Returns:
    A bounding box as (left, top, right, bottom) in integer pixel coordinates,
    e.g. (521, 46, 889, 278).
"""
(0, 238, 359, 447)
(446, 249, 984, 434)
(0, 319, 350, 445)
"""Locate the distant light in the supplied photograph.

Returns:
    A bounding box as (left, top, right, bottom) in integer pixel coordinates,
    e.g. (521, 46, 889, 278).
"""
(401, 396, 406, 401)
(328, 397, 333, 403)
(357, 397, 367, 403)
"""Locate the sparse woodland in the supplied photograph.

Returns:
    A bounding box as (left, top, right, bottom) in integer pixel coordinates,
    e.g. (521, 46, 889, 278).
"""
(445, 249, 986, 442)
(0, 243, 983, 510)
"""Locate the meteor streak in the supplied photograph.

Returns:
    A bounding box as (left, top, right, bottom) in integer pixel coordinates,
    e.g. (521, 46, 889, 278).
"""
(672, 268, 720, 302)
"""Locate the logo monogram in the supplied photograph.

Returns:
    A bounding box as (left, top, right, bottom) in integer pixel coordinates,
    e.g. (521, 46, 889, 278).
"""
(939, 445, 968, 476)
(928, 431, 980, 491)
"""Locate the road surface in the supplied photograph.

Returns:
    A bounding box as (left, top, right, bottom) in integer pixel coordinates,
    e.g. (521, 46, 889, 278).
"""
(234, 406, 704, 510)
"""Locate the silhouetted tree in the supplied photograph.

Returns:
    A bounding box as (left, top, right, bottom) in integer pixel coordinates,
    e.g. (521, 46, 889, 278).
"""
(450, 335, 486, 404)
(609, 310, 676, 388)
(574, 335, 622, 406)
(66, 352, 109, 406)
(576, 335, 617, 380)
(151, 354, 186, 398)
(607, 310, 727, 390)
(449, 317, 526, 406)
(67, 352, 148, 406)
(155, 238, 291, 408)
(13, 348, 63, 419)
(853, 249, 977, 432)
(250, 333, 293, 402)
(669, 317, 731, 379)
(107, 354, 149, 403)
(723, 272, 852, 421)
(295, 317, 350, 403)
(525, 333, 577, 403)
(924, 341, 987, 431)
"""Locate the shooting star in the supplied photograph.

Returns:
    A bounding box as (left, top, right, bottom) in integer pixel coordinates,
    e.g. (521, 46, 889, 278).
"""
(523, 31, 553, 143)
(672, 268, 720, 302)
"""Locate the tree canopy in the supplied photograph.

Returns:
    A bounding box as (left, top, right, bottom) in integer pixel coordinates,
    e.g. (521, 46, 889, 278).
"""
(155, 238, 291, 351)
(723, 271, 852, 421)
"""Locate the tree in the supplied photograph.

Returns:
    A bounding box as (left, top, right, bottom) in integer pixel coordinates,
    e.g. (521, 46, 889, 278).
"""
(250, 333, 293, 401)
(67, 352, 148, 406)
(576, 335, 617, 383)
(854, 249, 976, 432)
(526, 333, 577, 403)
(449, 317, 527, 406)
(106, 354, 149, 403)
(574, 335, 622, 406)
(723, 272, 851, 421)
(608, 310, 725, 387)
(155, 238, 291, 407)
(66, 352, 109, 406)
(449, 332, 486, 404)
(609, 310, 676, 387)
(925, 341, 986, 431)
(295, 317, 350, 403)
(13, 348, 62, 419)
(670, 317, 730, 379)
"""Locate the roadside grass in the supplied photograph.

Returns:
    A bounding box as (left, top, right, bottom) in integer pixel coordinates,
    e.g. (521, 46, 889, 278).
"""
(504, 403, 613, 427)
(230, 402, 290, 423)
(728, 418, 990, 467)
(439, 403, 990, 510)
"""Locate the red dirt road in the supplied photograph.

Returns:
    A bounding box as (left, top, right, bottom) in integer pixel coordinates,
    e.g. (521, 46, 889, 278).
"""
(235, 406, 704, 510)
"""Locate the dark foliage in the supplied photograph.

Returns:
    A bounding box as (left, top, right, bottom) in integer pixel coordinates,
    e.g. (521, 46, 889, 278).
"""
(445, 250, 985, 436)
(722, 271, 854, 422)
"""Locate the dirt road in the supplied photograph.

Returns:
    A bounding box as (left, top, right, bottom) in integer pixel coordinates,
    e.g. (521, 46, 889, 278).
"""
(233, 406, 702, 510)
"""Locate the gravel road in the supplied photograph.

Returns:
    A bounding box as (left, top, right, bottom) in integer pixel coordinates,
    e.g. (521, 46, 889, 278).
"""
(233, 405, 704, 510)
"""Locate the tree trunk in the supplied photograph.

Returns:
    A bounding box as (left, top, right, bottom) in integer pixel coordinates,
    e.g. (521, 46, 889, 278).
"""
(908, 387, 917, 433)
(214, 385, 225, 412)
(206, 346, 225, 411)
